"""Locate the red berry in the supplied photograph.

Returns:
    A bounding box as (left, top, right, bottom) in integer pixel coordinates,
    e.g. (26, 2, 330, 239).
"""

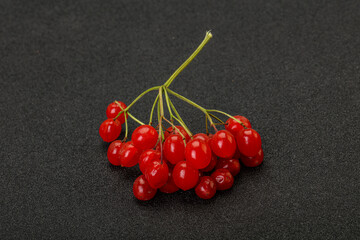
(211, 169, 234, 190)
(200, 153, 218, 172)
(240, 148, 264, 167)
(106, 101, 128, 124)
(139, 150, 161, 174)
(119, 141, 141, 167)
(131, 125, 158, 150)
(216, 158, 241, 176)
(210, 130, 236, 159)
(195, 176, 217, 199)
(236, 128, 262, 157)
(99, 119, 122, 142)
(225, 115, 251, 136)
(145, 160, 169, 189)
(164, 126, 190, 142)
(185, 139, 212, 169)
(107, 140, 123, 166)
(193, 133, 211, 144)
(159, 168, 179, 193)
(163, 134, 185, 165)
(133, 175, 157, 201)
(173, 161, 199, 191)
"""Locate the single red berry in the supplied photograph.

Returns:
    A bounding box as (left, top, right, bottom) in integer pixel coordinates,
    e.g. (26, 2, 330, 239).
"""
(133, 175, 157, 201)
(193, 133, 211, 144)
(211, 169, 234, 190)
(107, 140, 123, 166)
(164, 126, 190, 142)
(119, 141, 141, 167)
(236, 128, 262, 157)
(225, 115, 251, 136)
(240, 148, 264, 167)
(139, 149, 161, 174)
(173, 161, 199, 191)
(200, 153, 218, 172)
(106, 101, 128, 124)
(210, 130, 236, 159)
(195, 176, 217, 199)
(215, 158, 241, 176)
(159, 168, 179, 193)
(185, 139, 212, 169)
(99, 119, 122, 142)
(163, 134, 185, 165)
(131, 125, 158, 150)
(145, 160, 169, 189)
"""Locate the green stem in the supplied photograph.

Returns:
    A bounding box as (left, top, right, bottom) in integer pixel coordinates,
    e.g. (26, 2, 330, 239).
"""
(149, 94, 159, 125)
(158, 88, 165, 163)
(163, 31, 213, 88)
(208, 113, 224, 124)
(166, 88, 216, 130)
(162, 87, 173, 121)
(207, 109, 247, 128)
(119, 105, 128, 141)
(167, 95, 192, 137)
(114, 86, 160, 120)
(127, 112, 145, 125)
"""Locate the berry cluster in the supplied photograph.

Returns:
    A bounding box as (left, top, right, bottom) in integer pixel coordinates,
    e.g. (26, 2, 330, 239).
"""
(99, 32, 263, 201)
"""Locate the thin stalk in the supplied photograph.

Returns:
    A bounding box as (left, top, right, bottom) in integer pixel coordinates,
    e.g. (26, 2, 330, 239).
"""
(149, 94, 159, 125)
(207, 109, 247, 128)
(162, 87, 173, 121)
(114, 86, 160, 120)
(158, 88, 165, 163)
(127, 112, 145, 125)
(168, 98, 192, 136)
(119, 105, 128, 141)
(163, 31, 213, 88)
(208, 113, 224, 124)
(172, 115, 192, 138)
(166, 88, 217, 130)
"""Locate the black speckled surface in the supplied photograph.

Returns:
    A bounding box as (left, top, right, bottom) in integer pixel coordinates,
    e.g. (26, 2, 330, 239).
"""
(1, 0, 359, 239)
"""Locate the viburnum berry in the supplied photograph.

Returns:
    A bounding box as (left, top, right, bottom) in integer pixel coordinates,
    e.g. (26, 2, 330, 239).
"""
(119, 141, 141, 167)
(145, 160, 169, 189)
(99, 119, 122, 142)
(133, 175, 157, 201)
(215, 158, 241, 176)
(236, 128, 262, 157)
(131, 125, 158, 150)
(106, 101, 128, 124)
(163, 134, 185, 165)
(240, 148, 264, 167)
(185, 138, 212, 169)
(107, 140, 123, 166)
(211, 169, 234, 190)
(195, 176, 217, 199)
(200, 153, 218, 172)
(173, 161, 199, 191)
(139, 150, 161, 174)
(210, 130, 236, 159)
(164, 126, 190, 142)
(193, 133, 211, 144)
(225, 115, 251, 136)
(159, 168, 179, 193)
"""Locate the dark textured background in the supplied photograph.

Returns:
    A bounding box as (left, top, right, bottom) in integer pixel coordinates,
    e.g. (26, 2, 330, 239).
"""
(1, 0, 359, 239)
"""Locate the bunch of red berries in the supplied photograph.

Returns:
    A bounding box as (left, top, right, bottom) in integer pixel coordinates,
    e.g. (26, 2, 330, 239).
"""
(99, 32, 263, 201)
